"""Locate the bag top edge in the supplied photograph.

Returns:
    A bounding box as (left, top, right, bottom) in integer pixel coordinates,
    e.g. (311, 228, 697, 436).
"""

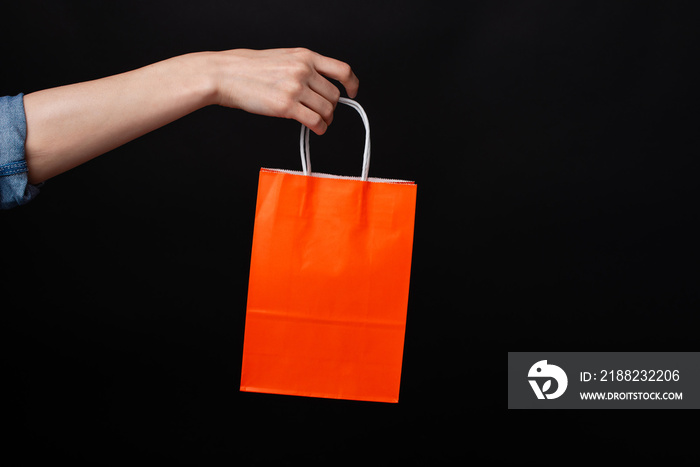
(260, 168, 415, 185)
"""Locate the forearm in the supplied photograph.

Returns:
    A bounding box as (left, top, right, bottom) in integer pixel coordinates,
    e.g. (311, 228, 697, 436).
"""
(24, 52, 216, 184)
(21, 48, 358, 185)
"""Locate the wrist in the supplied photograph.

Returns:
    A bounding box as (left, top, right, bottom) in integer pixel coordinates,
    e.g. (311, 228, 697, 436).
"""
(174, 52, 220, 108)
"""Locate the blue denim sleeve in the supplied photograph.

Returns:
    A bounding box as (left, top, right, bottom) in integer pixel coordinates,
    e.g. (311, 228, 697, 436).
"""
(0, 93, 40, 209)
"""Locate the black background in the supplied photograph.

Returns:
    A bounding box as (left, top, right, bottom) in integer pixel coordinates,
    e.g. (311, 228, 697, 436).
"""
(2, 0, 699, 463)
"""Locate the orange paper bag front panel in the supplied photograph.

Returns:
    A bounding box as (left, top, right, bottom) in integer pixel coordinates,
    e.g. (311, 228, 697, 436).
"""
(240, 169, 417, 402)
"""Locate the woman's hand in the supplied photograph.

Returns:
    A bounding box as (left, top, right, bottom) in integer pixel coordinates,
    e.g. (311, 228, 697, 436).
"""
(23, 48, 358, 183)
(207, 48, 359, 135)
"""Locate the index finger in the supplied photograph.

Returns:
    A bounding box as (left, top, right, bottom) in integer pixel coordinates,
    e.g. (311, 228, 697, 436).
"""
(311, 53, 360, 98)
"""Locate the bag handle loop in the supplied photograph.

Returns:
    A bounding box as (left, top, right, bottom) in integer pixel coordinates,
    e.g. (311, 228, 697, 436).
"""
(299, 97, 371, 181)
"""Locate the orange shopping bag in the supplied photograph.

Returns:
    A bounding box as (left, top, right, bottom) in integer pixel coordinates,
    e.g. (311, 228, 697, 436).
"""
(240, 98, 416, 402)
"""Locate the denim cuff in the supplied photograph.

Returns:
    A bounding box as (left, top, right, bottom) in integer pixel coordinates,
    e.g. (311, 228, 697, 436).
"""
(0, 93, 40, 209)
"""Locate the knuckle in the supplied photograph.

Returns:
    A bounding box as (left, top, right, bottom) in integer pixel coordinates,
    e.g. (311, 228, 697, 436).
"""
(311, 113, 324, 128)
(283, 79, 304, 96)
(340, 63, 353, 80)
(277, 97, 296, 117)
(289, 61, 312, 80)
(290, 47, 313, 62)
(331, 87, 341, 103)
(322, 101, 334, 120)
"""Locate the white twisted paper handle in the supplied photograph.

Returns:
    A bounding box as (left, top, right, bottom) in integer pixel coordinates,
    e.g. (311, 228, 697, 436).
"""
(299, 97, 371, 181)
